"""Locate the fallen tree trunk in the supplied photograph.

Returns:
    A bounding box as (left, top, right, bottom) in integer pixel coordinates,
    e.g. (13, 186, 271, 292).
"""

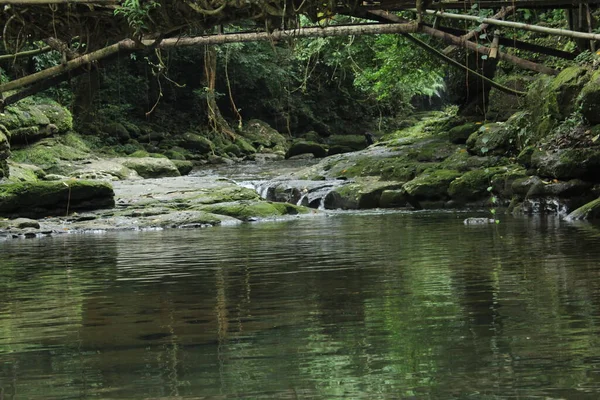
(0, 22, 418, 97)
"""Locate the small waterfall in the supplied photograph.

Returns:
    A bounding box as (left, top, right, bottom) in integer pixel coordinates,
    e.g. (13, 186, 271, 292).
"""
(244, 178, 347, 210)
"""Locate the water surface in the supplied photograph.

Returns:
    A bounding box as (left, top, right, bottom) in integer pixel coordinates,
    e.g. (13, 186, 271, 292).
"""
(2, 212, 600, 399)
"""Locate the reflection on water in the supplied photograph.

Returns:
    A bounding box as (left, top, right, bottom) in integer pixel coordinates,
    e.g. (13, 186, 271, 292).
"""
(2, 213, 600, 399)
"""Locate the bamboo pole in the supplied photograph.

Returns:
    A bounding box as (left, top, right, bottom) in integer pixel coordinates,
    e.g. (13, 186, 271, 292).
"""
(0, 46, 52, 61)
(418, 8, 600, 42)
(422, 25, 558, 75)
(442, 6, 515, 54)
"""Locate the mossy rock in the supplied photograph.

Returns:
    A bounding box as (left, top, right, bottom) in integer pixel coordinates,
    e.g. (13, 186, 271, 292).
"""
(285, 140, 328, 159)
(548, 66, 590, 118)
(178, 132, 213, 154)
(187, 186, 260, 206)
(36, 102, 73, 132)
(402, 169, 462, 200)
(10, 135, 91, 173)
(234, 137, 257, 155)
(172, 160, 193, 176)
(448, 167, 508, 201)
(223, 143, 242, 157)
(324, 180, 403, 209)
(6, 162, 45, 183)
(100, 122, 130, 142)
(489, 166, 528, 197)
(240, 120, 288, 150)
(120, 157, 181, 179)
(531, 147, 600, 180)
(466, 123, 517, 156)
(448, 123, 480, 144)
(578, 70, 600, 125)
(163, 148, 188, 160)
(566, 197, 600, 220)
(1, 98, 72, 136)
(198, 200, 307, 221)
(121, 122, 142, 138)
(0, 180, 114, 218)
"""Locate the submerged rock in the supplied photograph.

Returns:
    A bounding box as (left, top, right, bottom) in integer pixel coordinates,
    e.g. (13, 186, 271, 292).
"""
(463, 217, 496, 225)
(0, 180, 115, 218)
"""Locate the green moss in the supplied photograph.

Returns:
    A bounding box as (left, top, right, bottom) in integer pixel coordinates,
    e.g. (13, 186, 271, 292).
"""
(327, 135, 367, 150)
(172, 160, 193, 176)
(198, 200, 296, 220)
(532, 147, 600, 180)
(121, 158, 180, 179)
(402, 169, 462, 200)
(578, 72, 600, 124)
(234, 137, 257, 154)
(0, 180, 114, 217)
(10, 136, 90, 170)
(178, 132, 214, 154)
(223, 144, 242, 157)
(467, 123, 517, 156)
(548, 66, 590, 118)
(447, 167, 507, 201)
(240, 119, 288, 150)
(36, 102, 73, 132)
(164, 148, 188, 160)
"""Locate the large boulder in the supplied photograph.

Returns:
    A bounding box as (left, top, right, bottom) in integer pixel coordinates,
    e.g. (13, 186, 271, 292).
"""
(324, 179, 403, 209)
(578, 70, 600, 125)
(120, 157, 181, 179)
(0, 180, 114, 218)
(402, 169, 462, 201)
(531, 147, 600, 181)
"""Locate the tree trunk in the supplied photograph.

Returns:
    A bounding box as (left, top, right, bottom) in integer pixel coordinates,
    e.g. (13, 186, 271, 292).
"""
(204, 45, 235, 139)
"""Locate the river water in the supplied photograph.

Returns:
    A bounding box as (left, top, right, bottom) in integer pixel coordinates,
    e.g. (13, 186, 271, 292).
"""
(2, 210, 600, 399)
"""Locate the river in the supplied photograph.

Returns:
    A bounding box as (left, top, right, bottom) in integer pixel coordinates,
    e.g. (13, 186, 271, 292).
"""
(2, 210, 600, 399)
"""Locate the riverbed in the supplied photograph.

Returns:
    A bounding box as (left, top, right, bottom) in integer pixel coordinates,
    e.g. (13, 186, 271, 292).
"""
(1, 211, 600, 399)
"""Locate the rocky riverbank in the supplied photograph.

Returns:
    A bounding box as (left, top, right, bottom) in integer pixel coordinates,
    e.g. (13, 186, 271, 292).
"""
(3, 65, 600, 235)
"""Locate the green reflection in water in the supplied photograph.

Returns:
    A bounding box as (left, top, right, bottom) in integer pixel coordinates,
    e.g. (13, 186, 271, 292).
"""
(1, 213, 600, 399)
